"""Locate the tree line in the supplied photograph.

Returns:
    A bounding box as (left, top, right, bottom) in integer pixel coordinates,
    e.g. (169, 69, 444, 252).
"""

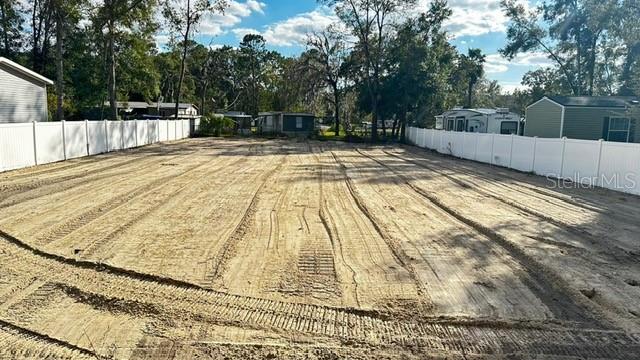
(1, 0, 639, 141)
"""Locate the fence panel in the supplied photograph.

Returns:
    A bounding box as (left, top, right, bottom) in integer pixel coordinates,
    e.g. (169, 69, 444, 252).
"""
(148, 120, 158, 144)
(416, 128, 424, 148)
(599, 142, 640, 194)
(183, 119, 190, 138)
(0, 123, 36, 171)
(462, 132, 477, 160)
(475, 134, 494, 163)
(87, 121, 107, 155)
(449, 132, 464, 157)
(492, 135, 513, 167)
(64, 121, 88, 159)
(561, 139, 601, 183)
(35, 122, 64, 165)
(438, 131, 453, 155)
(533, 138, 564, 177)
(136, 121, 149, 146)
(169, 121, 177, 141)
(158, 120, 168, 141)
(123, 121, 137, 148)
(107, 121, 123, 151)
(511, 136, 536, 172)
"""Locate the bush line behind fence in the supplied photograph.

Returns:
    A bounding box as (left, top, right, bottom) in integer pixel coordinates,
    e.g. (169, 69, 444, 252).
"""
(406, 127, 640, 196)
(0, 119, 193, 173)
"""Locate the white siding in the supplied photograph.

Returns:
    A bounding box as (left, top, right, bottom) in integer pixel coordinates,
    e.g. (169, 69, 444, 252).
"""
(0, 63, 48, 123)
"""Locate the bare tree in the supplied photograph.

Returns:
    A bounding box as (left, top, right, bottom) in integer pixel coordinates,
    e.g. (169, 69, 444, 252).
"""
(163, 0, 227, 119)
(307, 27, 348, 136)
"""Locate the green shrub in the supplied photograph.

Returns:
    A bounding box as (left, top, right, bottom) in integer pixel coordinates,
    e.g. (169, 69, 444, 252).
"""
(200, 115, 235, 136)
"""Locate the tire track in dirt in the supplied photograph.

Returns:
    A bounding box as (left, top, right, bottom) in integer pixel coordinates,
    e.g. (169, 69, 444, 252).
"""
(1, 229, 640, 358)
(357, 148, 608, 327)
(0, 150, 198, 211)
(78, 156, 249, 259)
(31, 154, 213, 247)
(329, 151, 428, 300)
(384, 149, 640, 264)
(0, 319, 97, 359)
(208, 150, 288, 281)
(398, 146, 627, 220)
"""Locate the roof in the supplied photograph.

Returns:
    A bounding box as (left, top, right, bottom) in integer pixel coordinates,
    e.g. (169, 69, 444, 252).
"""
(103, 101, 197, 110)
(440, 108, 516, 116)
(258, 112, 315, 117)
(156, 102, 198, 110)
(0, 57, 54, 85)
(545, 96, 639, 108)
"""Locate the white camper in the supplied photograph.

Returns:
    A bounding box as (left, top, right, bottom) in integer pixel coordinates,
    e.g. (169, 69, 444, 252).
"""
(435, 108, 522, 135)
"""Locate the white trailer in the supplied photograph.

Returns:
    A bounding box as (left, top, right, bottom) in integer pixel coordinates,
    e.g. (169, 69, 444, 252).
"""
(435, 108, 522, 135)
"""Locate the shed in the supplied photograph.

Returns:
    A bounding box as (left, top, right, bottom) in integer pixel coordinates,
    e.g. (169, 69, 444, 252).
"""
(435, 108, 522, 135)
(257, 112, 315, 136)
(0, 57, 54, 123)
(525, 96, 640, 142)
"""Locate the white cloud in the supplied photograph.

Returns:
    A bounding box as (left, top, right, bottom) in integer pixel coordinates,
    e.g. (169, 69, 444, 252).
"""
(232, 7, 338, 47)
(198, 0, 266, 36)
(416, 0, 529, 37)
(484, 52, 553, 74)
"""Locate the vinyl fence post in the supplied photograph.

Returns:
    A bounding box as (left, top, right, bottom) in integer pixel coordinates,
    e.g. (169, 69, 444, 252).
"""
(61, 120, 67, 160)
(595, 139, 604, 187)
(134, 120, 138, 147)
(104, 120, 109, 153)
(85, 120, 90, 156)
(32, 121, 38, 165)
(490, 133, 496, 165)
(559, 137, 567, 179)
(121, 121, 125, 150)
(531, 137, 538, 173)
(509, 134, 515, 169)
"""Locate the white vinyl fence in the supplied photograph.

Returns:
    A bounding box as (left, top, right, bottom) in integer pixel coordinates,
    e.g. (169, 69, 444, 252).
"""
(406, 127, 640, 196)
(0, 119, 192, 173)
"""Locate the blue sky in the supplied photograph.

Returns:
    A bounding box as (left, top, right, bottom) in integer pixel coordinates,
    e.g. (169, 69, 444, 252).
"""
(186, 0, 551, 93)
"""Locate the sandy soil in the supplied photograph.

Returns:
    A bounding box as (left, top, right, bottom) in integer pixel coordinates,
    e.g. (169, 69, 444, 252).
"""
(0, 137, 639, 359)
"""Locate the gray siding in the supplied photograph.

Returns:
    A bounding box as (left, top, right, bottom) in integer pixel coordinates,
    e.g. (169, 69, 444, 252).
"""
(562, 108, 627, 140)
(0, 63, 48, 123)
(525, 98, 563, 138)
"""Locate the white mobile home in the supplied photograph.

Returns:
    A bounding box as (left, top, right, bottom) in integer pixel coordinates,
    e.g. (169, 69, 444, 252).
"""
(0, 57, 54, 123)
(435, 108, 522, 135)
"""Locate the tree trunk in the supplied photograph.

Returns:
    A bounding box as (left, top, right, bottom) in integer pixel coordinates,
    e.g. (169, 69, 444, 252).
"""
(399, 109, 407, 143)
(108, 22, 118, 120)
(200, 81, 208, 116)
(370, 93, 378, 142)
(1, 3, 9, 56)
(175, 0, 191, 119)
(467, 80, 473, 108)
(55, 8, 64, 121)
(333, 83, 340, 136)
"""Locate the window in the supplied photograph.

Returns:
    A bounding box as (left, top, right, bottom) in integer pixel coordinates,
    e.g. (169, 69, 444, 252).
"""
(500, 121, 518, 135)
(456, 117, 466, 132)
(296, 117, 303, 129)
(447, 118, 454, 130)
(607, 117, 630, 142)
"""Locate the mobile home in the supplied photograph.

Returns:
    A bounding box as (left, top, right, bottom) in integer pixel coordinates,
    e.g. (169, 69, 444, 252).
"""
(435, 108, 522, 135)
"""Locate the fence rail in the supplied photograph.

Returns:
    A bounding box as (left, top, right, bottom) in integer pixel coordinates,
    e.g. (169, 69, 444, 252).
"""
(406, 127, 640, 196)
(0, 119, 192, 173)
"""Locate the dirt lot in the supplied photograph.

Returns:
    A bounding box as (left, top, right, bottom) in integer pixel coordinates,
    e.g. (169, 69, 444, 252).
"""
(0, 137, 639, 359)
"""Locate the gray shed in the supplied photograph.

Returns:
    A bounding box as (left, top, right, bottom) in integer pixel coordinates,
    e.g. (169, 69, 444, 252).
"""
(257, 112, 315, 136)
(0, 57, 54, 123)
(525, 96, 640, 143)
